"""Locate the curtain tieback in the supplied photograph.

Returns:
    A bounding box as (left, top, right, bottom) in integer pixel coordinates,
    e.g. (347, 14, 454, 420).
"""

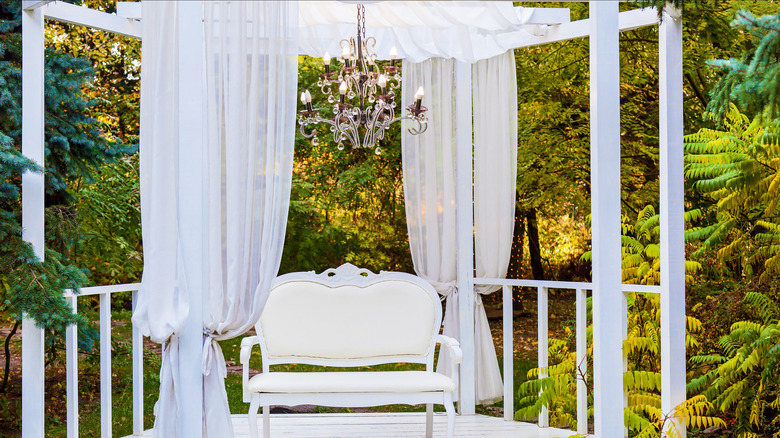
(423, 279, 457, 299)
(201, 331, 227, 379)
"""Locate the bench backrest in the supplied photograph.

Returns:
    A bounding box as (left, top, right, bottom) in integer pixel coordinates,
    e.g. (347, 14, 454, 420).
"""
(256, 263, 442, 371)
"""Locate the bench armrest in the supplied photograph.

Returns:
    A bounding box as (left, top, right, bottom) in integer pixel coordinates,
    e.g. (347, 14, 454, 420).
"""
(437, 334, 462, 394)
(437, 335, 463, 364)
(240, 335, 260, 403)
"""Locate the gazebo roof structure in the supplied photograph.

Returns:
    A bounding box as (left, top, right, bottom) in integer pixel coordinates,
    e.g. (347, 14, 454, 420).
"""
(19, 1, 686, 437)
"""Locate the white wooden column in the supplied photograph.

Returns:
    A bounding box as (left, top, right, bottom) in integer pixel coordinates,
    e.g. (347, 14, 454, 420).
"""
(589, 2, 625, 436)
(455, 60, 476, 415)
(659, 8, 686, 437)
(21, 5, 46, 438)
(177, 2, 206, 437)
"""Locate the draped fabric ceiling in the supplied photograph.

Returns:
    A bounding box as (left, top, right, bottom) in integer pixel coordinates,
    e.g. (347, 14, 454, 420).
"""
(298, 1, 539, 62)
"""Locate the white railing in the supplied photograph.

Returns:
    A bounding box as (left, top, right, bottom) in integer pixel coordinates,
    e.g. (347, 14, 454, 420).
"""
(475, 277, 661, 436)
(62, 283, 143, 438)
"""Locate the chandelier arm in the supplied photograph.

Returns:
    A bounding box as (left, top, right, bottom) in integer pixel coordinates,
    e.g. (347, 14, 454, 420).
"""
(333, 111, 361, 149)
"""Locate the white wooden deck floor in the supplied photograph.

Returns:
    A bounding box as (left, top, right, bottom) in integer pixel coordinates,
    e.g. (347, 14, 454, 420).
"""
(127, 413, 577, 437)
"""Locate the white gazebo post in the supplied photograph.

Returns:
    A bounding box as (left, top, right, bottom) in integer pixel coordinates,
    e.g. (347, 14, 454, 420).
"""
(455, 60, 476, 415)
(21, 4, 46, 438)
(659, 7, 686, 437)
(590, 2, 625, 436)
(176, 2, 206, 437)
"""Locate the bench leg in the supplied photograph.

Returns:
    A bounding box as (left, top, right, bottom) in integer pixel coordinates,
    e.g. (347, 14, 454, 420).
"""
(426, 404, 433, 438)
(248, 395, 260, 438)
(444, 393, 456, 438)
(263, 405, 271, 438)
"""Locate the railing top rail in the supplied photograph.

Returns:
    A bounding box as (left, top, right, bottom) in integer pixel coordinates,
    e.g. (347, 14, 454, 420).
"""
(63, 282, 141, 298)
(474, 278, 662, 294)
(475, 278, 592, 289)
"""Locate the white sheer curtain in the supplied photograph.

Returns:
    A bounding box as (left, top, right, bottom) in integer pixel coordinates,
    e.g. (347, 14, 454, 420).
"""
(401, 58, 460, 384)
(472, 50, 518, 405)
(133, 1, 299, 437)
(402, 52, 517, 405)
(201, 2, 298, 436)
(132, 3, 189, 437)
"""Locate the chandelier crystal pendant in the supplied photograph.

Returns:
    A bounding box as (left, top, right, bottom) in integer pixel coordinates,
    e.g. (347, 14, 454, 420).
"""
(298, 4, 428, 155)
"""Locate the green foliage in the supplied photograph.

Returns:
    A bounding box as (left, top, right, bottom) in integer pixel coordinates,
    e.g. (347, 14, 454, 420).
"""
(515, 292, 721, 436)
(75, 154, 142, 285)
(523, 207, 712, 435)
(708, 10, 780, 122)
(515, 335, 587, 428)
(685, 105, 780, 281)
(281, 56, 412, 273)
(690, 292, 780, 437)
(581, 206, 702, 286)
(0, 0, 132, 344)
(46, 0, 141, 144)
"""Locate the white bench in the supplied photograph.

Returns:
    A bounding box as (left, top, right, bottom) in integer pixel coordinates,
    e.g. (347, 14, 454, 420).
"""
(240, 263, 462, 438)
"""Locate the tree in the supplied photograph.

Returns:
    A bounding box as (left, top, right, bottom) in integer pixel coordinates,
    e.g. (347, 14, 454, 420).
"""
(708, 10, 780, 122)
(0, 0, 134, 400)
(685, 106, 780, 281)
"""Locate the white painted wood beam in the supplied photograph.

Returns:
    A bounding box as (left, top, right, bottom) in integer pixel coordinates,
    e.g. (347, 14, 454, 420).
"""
(132, 291, 144, 436)
(177, 2, 206, 437)
(22, 0, 53, 11)
(537, 287, 549, 428)
(659, 8, 687, 438)
(63, 282, 141, 298)
(42, 1, 141, 39)
(502, 285, 513, 421)
(66, 295, 78, 438)
(510, 7, 657, 49)
(21, 7, 46, 438)
(100, 293, 113, 438)
(576, 289, 588, 435)
(455, 59, 476, 416)
(117, 1, 141, 20)
(589, 2, 625, 437)
(517, 7, 570, 24)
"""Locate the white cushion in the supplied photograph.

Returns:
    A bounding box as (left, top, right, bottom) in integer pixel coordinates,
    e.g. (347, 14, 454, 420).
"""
(258, 280, 437, 360)
(248, 371, 456, 394)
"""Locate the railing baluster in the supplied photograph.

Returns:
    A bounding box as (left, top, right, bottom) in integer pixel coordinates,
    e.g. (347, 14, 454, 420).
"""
(538, 286, 549, 428)
(132, 290, 144, 435)
(576, 288, 588, 435)
(100, 292, 112, 437)
(502, 285, 513, 421)
(66, 295, 78, 438)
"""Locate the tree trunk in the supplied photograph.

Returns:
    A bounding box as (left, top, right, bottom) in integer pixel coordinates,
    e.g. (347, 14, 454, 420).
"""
(527, 208, 545, 280)
(1, 319, 19, 393)
(508, 195, 525, 312)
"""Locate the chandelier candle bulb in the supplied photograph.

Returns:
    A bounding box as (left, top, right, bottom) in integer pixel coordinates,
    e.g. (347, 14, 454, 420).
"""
(414, 86, 424, 111)
(324, 52, 331, 74)
(390, 46, 398, 66)
(341, 45, 351, 67)
(305, 90, 313, 112)
(339, 81, 347, 103)
(378, 74, 387, 95)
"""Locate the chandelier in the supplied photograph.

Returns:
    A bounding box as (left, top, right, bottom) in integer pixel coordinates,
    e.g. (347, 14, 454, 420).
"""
(298, 4, 428, 154)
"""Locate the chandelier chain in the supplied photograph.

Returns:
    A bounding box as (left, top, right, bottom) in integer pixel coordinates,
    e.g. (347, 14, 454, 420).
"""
(359, 4, 366, 42)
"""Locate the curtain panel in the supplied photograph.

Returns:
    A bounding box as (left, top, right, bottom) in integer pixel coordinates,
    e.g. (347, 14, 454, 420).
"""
(402, 51, 517, 405)
(133, 2, 299, 437)
(401, 58, 460, 388)
(473, 50, 518, 405)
